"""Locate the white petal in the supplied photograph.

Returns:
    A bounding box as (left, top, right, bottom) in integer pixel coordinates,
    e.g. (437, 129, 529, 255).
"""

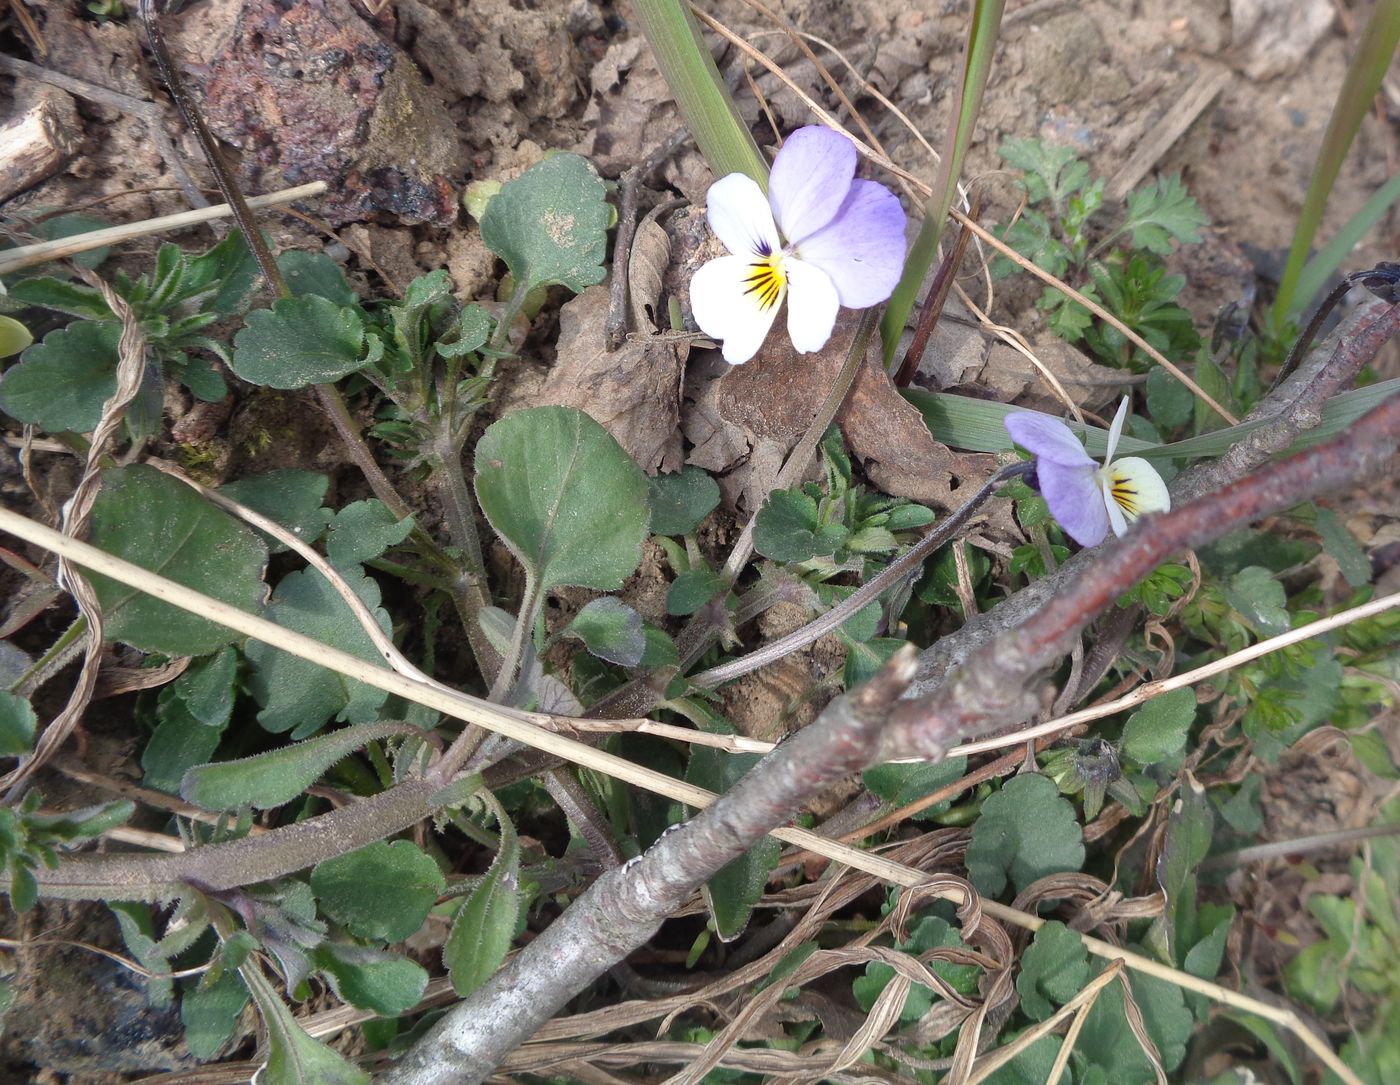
(1104, 456, 1171, 524)
(1103, 395, 1131, 465)
(1101, 474, 1129, 538)
(704, 174, 781, 258)
(784, 259, 840, 354)
(690, 254, 782, 364)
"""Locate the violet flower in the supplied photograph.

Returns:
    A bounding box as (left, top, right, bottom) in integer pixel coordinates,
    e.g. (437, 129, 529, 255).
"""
(689, 126, 907, 364)
(1003, 396, 1171, 547)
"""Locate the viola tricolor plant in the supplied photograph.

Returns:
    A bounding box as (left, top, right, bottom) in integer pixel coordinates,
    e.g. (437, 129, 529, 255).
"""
(1004, 396, 1170, 547)
(690, 126, 907, 364)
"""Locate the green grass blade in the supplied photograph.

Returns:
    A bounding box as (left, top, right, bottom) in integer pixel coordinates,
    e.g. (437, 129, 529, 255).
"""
(906, 378, 1400, 461)
(1270, 0, 1400, 329)
(879, 0, 1006, 365)
(630, 0, 768, 187)
(1292, 170, 1400, 319)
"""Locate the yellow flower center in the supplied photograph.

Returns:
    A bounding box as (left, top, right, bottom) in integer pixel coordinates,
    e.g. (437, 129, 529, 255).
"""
(1103, 465, 1143, 517)
(743, 255, 787, 312)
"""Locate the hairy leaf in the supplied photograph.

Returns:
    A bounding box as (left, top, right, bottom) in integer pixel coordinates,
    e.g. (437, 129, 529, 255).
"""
(445, 807, 520, 995)
(232, 295, 380, 389)
(312, 840, 446, 944)
(480, 154, 609, 294)
(563, 597, 646, 667)
(965, 773, 1085, 896)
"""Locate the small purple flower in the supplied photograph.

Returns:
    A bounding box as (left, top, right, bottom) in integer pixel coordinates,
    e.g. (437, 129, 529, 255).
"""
(689, 126, 907, 364)
(1004, 396, 1171, 547)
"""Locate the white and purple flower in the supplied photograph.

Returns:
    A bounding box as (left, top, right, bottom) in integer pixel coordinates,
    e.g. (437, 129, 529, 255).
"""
(1004, 396, 1171, 547)
(689, 126, 908, 364)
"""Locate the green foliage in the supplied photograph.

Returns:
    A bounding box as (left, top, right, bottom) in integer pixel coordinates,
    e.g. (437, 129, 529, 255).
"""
(242, 958, 371, 1085)
(480, 154, 610, 297)
(219, 470, 333, 553)
(87, 465, 269, 655)
(1120, 688, 1196, 766)
(244, 567, 392, 737)
(310, 943, 428, 1016)
(474, 407, 650, 593)
(325, 500, 415, 568)
(861, 755, 969, 821)
(312, 840, 447, 943)
(445, 801, 520, 995)
(562, 597, 646, 667)
(851, 912, 980, 1022)
(0, 691, 37, 757)
(181, 968, 249, 1060)
(753, 489, 847, 562)
(232, 295, 382, 389)
(1, 232, 260, 431)
(965, 773, 1085, 896)
(1016, 920, 1089, 1020)
(0, 792, 133, 910)
(648, 467, 721, 536)
(995, 139, 1205, 369)
(182, 722, 417, 811)
(665, 567, 729, 616)
(687, 743, 780, 940)
(0, 315, 32, 357)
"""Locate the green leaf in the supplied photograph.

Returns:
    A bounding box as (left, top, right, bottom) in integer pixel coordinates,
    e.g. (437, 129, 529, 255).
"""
(0, 320, 120, 432)
(35, 212, 113, 269)
(87, 465, 269, 655)
(109, 902, 174, 1007)
(437, 303, 492, 358)
(445, 807, 520, 995)
(181, 968, 249, 1060)
(1313, 507, 1371, 588)
(648, 467, 721, 536)
(1122, 174, 1208, 255)
(311, 943, 428, 1016)
(1080, 970, 1192, 1077)
(1016, 920, 1090, 1021)
(242, 961, 370, 1085)
(186, 229, 260, 316)
(278, 250, 359, 306)
(172, 647, 239, 729)
(1155, 774, 1213, 962)
(325, 500, 414, 568)
(474, 406, 650, 593)
(861, 756, 968, 821)
(997, 137, 1089, 208)
(1146, 366, 1194, 431)
(0, 316, 33, 358)
(665, 568, 728, 617)
(753, 489, 843, 562)
(0, 692, 36, 758)
(1224, 566, 1290, 636)
(6, 276, 112, 319)
(142, 698, 224, 794)
(1120, 688, 1195, 766)
(853, 914, 977, 1021)
(219, 470, 333, 553)
(312, 840, 446, 943)
(232, 295, 378, 389)
(563, 597, 646, 667)
(965, 773, 1085, 897)
(182, 721, 417, 811)
(244, 568, 391, 737)
(479, 154, 609, 294)
(686, 735, 780, 941)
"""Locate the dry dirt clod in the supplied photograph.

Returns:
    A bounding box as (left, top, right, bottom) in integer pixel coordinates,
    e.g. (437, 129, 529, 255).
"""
(168, 0, 460, 226)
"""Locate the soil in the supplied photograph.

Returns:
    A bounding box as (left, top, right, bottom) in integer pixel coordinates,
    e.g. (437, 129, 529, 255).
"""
(1, 0, 1398, 1079)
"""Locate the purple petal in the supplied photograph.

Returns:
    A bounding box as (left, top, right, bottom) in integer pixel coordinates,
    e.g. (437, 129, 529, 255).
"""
(1040, 462, 1109, 547)
(1004, 412, 1096, 468)
(769, 127, 856, 242)
(789, 180, 907, 308)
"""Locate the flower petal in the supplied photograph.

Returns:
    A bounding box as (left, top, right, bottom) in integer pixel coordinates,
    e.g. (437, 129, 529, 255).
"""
(705, 173, 781, 258)
(1004, 412, 1096, 468)
(785, 259, 840, 354)
(1103, 456, 1171, 526)
(769, 126, 857, 242)
(1039, 461, 1109, 547)
(1101, 474, 1129, 538)
(690, 254, 783, 364)
(789, 180, 907, 308)
(1103, 395, 1131, 464)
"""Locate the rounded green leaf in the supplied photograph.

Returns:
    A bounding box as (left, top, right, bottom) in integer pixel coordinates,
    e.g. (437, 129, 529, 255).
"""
(479, 154, 609, 294)
(87, 465, 269, 655)
(0, 691, 36, 758)
(311, 944, 428, 1016)
(444, 814, 520, 996)
(965, 772, 1085, 897)
(311, 840, 445, 943)
(474, 406, 649, 592)
(231, 295, 375, 389)
(243, 567, 391, 737)
(563, 597, 646, 667)
(0, 315, 33, 358)
(0, 320, 119, 432)
(648, 467, 721, 537)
